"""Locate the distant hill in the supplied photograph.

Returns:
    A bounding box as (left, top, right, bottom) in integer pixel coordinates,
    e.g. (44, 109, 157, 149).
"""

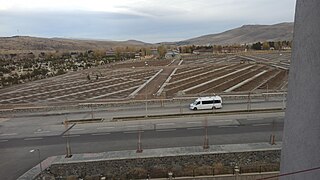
(0, 36, 150, 51)
(0, 22, 293, 51)
(175, 22, 294, 46)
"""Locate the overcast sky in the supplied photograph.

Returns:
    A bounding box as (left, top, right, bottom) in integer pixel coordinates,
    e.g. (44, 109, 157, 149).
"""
(0, 0, 296, 43)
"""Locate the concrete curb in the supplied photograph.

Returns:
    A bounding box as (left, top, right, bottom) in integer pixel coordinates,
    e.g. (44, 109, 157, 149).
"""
(112, 108, 285, 121)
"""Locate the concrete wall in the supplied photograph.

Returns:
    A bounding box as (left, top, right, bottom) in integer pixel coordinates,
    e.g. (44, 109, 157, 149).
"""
(280, 0, 320, 179)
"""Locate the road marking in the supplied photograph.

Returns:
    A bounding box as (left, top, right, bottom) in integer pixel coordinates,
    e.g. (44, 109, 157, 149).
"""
(157, 123, 175, 126)
(186, 122, 201, 124)
(187, 127, 203, 130)
(0, 140, 8, 143)
(126, 125, 144, 128)
(24, 137, 43, 141)
(247, 118, 261, 121)
(34, 131, 51, 134)
(71, 128, 84, 131)
(63, 135, 80, 138)
(252, 123, 271, 126)
(123, 131, 144, 134)
(218, 126, 238, 128)
(92, 133, 110, 136)
(97, 127, 115, 130)
(215, 120, 233, 122)
(156, 129, 176, 132)
(0, 133, 18, 136)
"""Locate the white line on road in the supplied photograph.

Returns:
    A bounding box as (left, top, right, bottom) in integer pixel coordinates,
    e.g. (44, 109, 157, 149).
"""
(0, 140, 8, 143)
(34, 131, 51, 134)
(126, 125, 144, 128)
(24, 137, 43, 141)
(186, 122, 202, 124)
(215, 120, 233, 122)
(63, 135, 80, 138)
(97, 127, 115, 130)
(252, 123, 271, 126)
(92, 133, 110, 136)
(157, 123, 175, 126)
(187, 127, 203, 130)
(156, 129, 176, 132)
(123, 131, 144, 134)
(71, 128, 84, 131)
(218, 126, 238, 128)
(0, 133, 18, 136)
(247, 118, 261, 121)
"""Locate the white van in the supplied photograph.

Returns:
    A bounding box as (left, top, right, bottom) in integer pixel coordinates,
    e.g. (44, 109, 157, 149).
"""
(189, 96, 222, 110)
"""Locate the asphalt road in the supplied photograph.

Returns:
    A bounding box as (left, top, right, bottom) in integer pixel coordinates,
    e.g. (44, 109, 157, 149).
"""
(0, 99, 285, 179)
(0, 100, 285, 139)
(0, 114, 284, 180)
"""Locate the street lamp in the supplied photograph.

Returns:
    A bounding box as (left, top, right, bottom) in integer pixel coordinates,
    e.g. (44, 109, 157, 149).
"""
(30, 149, 43, 175)
(145, 62, 148, 117)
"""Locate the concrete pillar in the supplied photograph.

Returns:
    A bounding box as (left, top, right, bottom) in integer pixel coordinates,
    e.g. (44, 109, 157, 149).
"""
(280, 0, 320, 179)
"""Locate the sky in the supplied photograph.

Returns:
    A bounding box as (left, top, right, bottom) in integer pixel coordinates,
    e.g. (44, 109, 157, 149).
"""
(0, 0, 296, 43)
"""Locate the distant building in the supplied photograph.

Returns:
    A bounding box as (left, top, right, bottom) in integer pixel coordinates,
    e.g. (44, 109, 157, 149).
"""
(135, 53, 141, 60)
(150, 48, 158, 56)
(282, 46, 292, 50)
(165, 50, 181, 59)
(106, 50, 116, 56)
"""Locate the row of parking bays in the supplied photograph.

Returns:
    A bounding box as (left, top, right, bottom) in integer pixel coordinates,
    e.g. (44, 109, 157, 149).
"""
(0, 53, 290, 104)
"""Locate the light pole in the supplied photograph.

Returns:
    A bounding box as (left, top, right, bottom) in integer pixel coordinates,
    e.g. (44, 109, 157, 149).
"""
(247, 91, 252, 111)
(145, 62, 148, 117)
(30, 149, 43, 175)
(64, 120, 72, 158)
(136, 129, 143, 153)
(203, 116, 209, 149)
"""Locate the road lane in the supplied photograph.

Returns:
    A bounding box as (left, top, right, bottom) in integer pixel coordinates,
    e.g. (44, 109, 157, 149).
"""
(0, 120, 283, 149)
(0, 122, 284, 180)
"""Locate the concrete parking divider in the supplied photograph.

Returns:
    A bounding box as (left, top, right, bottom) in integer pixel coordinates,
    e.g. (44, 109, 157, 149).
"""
(112, 108, 285, 121)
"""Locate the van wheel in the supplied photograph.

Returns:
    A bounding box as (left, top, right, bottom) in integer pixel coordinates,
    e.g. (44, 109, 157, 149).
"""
(193, 107, 197, 110)
(212, 106, 215, 109)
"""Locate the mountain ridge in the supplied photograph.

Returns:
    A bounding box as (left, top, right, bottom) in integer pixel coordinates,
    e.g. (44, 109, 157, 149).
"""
(0, 22, 293, 51)
(175, 22, 293, 46)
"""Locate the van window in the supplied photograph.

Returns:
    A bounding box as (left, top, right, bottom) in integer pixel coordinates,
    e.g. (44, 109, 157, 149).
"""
(202, 100, 213, 104)
(214, 100, 221, 103)
(196, 101, 200, 105)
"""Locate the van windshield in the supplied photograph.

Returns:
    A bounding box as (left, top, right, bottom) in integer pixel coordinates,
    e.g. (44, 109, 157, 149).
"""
(193, 101, 200, 105)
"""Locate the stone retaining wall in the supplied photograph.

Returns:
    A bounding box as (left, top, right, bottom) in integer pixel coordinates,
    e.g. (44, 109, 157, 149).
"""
(48, 150, 280, 179)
